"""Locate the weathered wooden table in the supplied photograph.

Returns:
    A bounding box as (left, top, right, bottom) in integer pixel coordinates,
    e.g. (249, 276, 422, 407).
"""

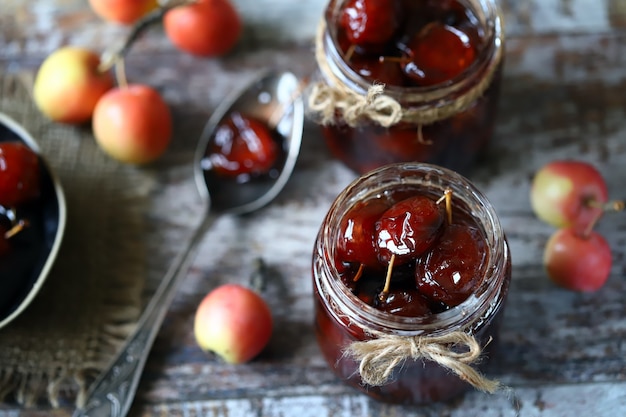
(2, 0, 626, 416)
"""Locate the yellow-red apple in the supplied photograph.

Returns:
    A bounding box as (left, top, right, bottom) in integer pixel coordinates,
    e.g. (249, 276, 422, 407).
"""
(530, 160, 608, 233)
(88, 0, 159, 25)
(33, 46, 114, 124)
(92, 84, 172, 164)
(194, 284, 273, 364)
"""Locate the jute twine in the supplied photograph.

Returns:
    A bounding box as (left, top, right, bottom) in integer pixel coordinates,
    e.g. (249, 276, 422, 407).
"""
(344, 330, 501, 393)
(307, 19, 504, 128)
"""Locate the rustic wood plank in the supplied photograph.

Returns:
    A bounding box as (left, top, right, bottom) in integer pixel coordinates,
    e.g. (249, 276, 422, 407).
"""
(2, 1, 626, 417)
(131, 381, 626, 417)
(2, 0, 626, 63)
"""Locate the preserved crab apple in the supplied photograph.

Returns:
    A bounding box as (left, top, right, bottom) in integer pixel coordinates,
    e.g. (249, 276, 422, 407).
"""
(202, 112, 285, 182)
(308, 0, 504, 174)
(0, 142, 41, 207)
(200, 111, 287, 210)
(312, 163, 511, 405)
(205, 112, 280, 178)
(0, 140, 42, 266)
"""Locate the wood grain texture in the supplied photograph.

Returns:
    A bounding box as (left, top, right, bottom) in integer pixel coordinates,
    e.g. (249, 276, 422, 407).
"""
(2, 0, 626, 416)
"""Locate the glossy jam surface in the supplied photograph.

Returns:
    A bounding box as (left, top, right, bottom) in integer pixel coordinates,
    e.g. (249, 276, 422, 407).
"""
(201, 112, 287, 209)
(313, 176, 511, 405)
(321, 0, 503, 174)
(335, 0, 483, 88)
(335, 187, 487, 317)
(206, 112, 280, 178)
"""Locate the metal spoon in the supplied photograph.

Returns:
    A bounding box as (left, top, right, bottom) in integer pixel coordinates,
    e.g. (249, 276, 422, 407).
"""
(73, 70, 304, 417)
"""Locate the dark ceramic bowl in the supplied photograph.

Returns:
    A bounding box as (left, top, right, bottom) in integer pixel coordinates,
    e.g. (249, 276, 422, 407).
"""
(0, 112, 67, 329)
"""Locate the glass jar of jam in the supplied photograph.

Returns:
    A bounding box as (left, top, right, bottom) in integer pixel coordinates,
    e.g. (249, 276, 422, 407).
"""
(307, 0, 505, 175)
(312, 163, 511, 405)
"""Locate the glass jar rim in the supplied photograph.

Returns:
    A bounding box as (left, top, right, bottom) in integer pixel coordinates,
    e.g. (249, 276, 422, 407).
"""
(314, 162, 509, 336)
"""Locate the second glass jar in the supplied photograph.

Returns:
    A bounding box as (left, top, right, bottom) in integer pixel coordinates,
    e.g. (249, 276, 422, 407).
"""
(308, 0, 505, 175)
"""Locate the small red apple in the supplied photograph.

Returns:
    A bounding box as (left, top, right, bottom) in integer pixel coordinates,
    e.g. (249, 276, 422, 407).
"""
(530, 160, 608, 232)
(163, 0, 242, 57)
(194, 283, 273, 364)
(543, 227, 612, 292)
(33, 46, 114, 124)
(92, 84, 172, 164)
(88, 0, 159, 25)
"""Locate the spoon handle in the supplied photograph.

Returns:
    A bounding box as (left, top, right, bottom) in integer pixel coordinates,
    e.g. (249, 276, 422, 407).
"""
(73, 211, 216, 417)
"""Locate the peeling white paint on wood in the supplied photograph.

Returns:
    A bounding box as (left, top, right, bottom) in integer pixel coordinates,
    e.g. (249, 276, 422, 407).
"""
(2, 1, 626, 417)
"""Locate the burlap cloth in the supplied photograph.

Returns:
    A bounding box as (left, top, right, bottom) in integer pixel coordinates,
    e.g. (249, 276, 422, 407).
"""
(0, 71, 156, 408)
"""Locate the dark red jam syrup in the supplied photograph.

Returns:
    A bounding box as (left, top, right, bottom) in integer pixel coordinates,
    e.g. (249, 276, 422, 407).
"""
(320, 0, 503, 174)
(201, 112, 287, 209)
(334, 186, 487, 317)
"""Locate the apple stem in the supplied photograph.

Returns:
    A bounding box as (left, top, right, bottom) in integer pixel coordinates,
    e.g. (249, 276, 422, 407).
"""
(436, 188, 453, 225)
(249, 257, 269, 293)
(98, 0, 197, 73)
(115, 59, 128, 89)
(344, 44, 356, 62)
(353, 263, 364, 282)
(379, 254, 396, 298)
(416, 124, 432, 144)
(378, 56, 409, 64)
(587, 199, 626, 213)
(582, 209, 605, 239)
(4, 219, 29, 239)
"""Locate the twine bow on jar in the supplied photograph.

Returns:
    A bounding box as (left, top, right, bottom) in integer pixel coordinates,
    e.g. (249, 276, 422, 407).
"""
(343, 330, 501, 393)
(308, 82, 402, 128)
(307, 19, 503, 129)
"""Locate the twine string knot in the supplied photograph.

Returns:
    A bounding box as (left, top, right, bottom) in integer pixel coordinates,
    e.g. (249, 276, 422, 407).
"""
(344, 331, 500, 393)
(308, 82, 402, 128)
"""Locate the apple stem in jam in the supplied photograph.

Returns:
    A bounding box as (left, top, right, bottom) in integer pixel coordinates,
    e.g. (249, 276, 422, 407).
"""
(415, 124, 431, 145)
(379, 253, 396, 299)
(4, 219, 29, 239)
(344, 44, 357, 62)
(437, 188, 453, 225)
(353, 263, 365, 282)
